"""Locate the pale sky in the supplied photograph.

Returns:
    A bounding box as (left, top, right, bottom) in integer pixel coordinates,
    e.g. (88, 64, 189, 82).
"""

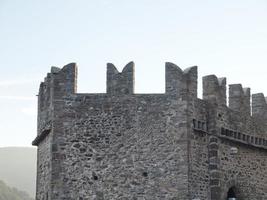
(0, 0, 266, 147)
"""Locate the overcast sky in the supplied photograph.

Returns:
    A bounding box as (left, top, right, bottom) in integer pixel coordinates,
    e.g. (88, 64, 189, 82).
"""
(0, 0, 266, 147)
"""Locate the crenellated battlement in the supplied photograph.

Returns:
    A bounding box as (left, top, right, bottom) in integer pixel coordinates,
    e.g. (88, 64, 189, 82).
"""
(38, 62, 267, 115)
(36, 61, 267, 141)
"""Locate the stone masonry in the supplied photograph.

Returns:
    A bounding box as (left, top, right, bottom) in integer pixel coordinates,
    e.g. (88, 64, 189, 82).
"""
(33, 62, 267, 200)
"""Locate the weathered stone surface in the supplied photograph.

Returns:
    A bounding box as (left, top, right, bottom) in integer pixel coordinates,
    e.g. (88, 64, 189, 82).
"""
(33, 62, 267, 200)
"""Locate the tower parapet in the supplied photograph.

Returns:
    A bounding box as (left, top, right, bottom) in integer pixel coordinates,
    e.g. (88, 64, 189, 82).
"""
(34, 63, 77, 143)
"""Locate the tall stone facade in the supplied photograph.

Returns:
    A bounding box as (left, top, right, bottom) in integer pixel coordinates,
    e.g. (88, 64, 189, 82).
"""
(33, 62, 267, 200)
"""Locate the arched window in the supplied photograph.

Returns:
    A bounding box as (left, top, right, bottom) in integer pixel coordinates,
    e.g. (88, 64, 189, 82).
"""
(227, 187, 237, 200)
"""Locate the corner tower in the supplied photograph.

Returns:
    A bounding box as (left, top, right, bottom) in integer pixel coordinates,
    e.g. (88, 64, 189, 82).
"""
(33, 62, 199, 199)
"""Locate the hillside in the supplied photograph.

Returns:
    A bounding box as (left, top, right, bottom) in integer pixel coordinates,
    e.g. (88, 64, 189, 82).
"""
(0, 180, 33, 200)
(0, 147, 36, 198)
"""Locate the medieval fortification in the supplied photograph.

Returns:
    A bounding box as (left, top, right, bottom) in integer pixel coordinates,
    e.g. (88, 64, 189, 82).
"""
(33, 62, 267, 200)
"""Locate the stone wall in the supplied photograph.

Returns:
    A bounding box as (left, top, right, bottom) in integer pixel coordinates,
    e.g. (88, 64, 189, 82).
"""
(51, 94, 189, 199)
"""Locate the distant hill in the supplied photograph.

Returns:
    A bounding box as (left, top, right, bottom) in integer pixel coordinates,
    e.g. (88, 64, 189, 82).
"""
(0, 180, 33, 200)
(0, 147, 37, 198)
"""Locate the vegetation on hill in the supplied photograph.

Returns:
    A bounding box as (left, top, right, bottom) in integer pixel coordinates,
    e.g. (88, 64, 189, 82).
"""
(0, 180, 33, 200)
(0, 147, 36, 197)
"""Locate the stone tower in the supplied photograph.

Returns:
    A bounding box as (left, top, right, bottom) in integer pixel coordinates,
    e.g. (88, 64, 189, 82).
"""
(33, 62, 267, 200)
